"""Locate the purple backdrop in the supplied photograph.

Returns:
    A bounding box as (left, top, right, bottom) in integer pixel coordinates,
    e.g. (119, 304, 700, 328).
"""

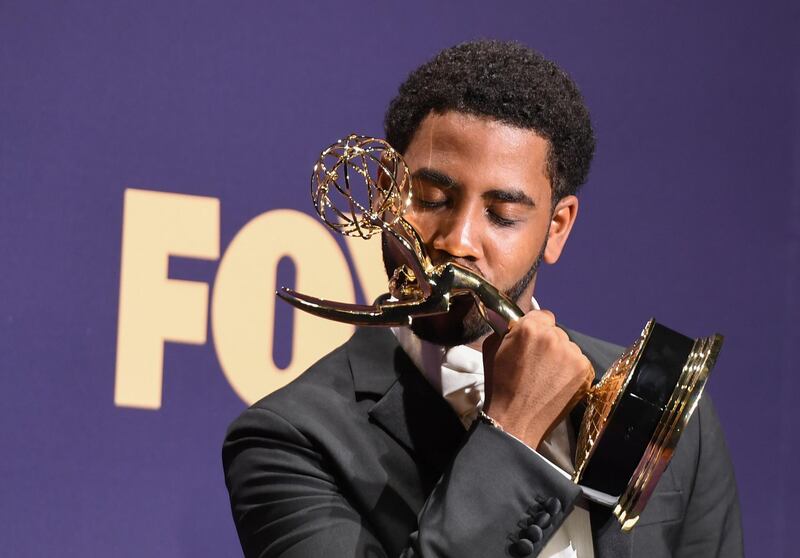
(1, 1, 798, 556)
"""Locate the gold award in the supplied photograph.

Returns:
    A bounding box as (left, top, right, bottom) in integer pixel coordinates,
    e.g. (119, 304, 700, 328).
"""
(278, 134, 724, 531)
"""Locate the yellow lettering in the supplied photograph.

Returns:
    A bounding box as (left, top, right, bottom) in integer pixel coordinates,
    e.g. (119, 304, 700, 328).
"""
(212, 210, 355, 404)
(114, 189, 220, 409)
(343, 234, 388, 305)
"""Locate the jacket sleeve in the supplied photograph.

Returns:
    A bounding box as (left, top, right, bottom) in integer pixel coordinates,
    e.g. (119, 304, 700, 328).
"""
(222, 406, 582, 558)
(674, 397, 744, 558)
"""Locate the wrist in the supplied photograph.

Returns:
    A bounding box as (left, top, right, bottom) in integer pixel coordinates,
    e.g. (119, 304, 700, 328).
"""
(480, 408, 546, 449)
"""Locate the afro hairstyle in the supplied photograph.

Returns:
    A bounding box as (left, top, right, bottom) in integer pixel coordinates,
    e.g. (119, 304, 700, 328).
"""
(384, 40, 595, 201)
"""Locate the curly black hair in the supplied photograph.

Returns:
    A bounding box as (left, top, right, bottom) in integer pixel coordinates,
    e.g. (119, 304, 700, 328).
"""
(384, 40, 595, 201)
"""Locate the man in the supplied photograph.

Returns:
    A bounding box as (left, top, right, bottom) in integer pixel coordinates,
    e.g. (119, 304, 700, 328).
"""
(223, 40, 743, 557)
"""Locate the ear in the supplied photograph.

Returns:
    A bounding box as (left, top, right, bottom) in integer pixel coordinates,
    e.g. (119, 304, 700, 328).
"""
(543, 195, 579, 265)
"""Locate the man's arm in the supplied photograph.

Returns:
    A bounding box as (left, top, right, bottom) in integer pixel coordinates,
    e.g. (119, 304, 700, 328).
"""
(675, 397, 743, 557)
(223, 310, 593, 557)
(223, 406, 386, 557)
(223, 405, 582, 557)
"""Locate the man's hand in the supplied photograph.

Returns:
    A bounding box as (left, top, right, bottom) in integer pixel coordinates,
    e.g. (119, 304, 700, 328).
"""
(482, 309, 594, 449)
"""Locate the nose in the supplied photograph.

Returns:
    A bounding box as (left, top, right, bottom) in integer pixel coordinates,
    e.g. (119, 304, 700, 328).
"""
(431, 205, 483, 261)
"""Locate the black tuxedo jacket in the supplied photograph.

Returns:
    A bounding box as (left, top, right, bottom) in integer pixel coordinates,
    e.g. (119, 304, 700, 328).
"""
(223, 327, 743, 557)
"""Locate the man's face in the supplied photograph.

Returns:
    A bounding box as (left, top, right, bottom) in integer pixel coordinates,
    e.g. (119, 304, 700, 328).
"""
(383, 110, 578, 348)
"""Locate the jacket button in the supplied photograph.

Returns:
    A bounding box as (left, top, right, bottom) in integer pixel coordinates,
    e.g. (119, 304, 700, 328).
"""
(512, 538, 535, 556)
(545, 497, 562, 515)
(533, 511, 552, 529)
(523, 524, 543, 543)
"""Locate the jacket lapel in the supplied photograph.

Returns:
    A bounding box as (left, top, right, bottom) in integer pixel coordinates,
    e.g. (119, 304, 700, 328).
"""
(346, 327, 467, 476)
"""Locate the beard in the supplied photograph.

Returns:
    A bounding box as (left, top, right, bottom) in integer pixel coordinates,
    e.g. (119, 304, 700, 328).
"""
(381, 234, 546, 348)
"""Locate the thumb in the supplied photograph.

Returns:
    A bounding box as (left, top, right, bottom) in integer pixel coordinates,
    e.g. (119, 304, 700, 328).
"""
(482, 332, 502, 378)
(481, 332, 502, 410)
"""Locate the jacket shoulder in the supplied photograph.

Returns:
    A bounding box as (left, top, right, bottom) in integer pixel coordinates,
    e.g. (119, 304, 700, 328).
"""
(223, 335, 356, 437)
(258, 337, 356, 411)
(562, 326, 625, 373)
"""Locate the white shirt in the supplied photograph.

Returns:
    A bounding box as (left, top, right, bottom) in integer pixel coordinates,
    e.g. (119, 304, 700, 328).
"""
(391, 299, 594, 558)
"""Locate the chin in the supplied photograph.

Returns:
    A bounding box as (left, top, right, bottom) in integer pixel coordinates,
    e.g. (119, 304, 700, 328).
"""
(409, 294, 492, 347)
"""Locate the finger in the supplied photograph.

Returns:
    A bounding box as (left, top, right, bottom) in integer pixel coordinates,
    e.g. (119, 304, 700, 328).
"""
(513, 309, 555, 336)
(524, 309, 556, 332)
(566, 366, 594, 409)
(554, 326, 569, 342)
(535, 308, 556, 325)
(482, 332, 502, 379)
(482, 332, 502, 357)
(568, 340, 588, 360)
(565, 383, 589, 416)
(584, 362, 596, 388)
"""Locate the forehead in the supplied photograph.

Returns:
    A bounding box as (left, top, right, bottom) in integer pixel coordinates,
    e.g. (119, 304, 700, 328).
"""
(402, 111, 552, 199)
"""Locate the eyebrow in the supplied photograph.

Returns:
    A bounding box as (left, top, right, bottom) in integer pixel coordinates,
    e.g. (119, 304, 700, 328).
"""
(412, 167, 536, 207)
(483, 188, 535, 207)
(412, 168, 458, 189)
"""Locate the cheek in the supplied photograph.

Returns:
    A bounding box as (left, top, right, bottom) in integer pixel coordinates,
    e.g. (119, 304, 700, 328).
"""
(403, 211, 436, 243)
(485, 229, 545, 281)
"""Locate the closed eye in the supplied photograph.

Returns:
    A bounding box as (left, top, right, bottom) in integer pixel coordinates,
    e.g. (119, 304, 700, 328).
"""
(487, 210, 518, 228)
(414, 198, 448, 210)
